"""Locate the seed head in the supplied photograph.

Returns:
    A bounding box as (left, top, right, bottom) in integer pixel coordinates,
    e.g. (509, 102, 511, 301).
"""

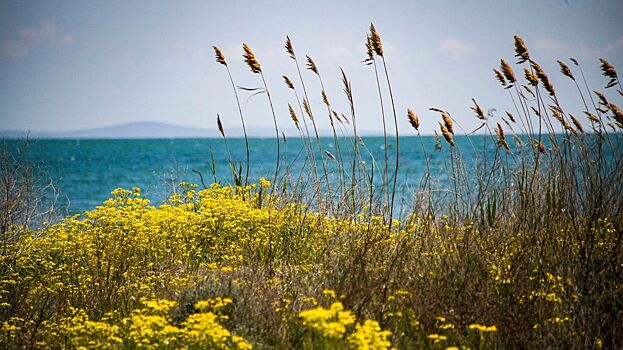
(283, 75, 294, 90)
(285, 36, 296, 60)
(288, 104, 299, 129)
(514, 35, 530, 64)
(306, 55, 319, 75)
(213, 46, 227, 66)
(242, 43, 261, 73)
(471, 99, 485, 120)
(439, 122, 454, 146)
(369, 23, 384, 56)
(557, 60, 575, 81)
(500, 59, 516, 83)
(407, 108, 420, 131)
(441, 112, 454, 134)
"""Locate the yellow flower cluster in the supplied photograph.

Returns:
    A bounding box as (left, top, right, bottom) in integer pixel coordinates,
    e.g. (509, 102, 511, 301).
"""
(299, 301, 356, 338)
(348, 320, 394, 350)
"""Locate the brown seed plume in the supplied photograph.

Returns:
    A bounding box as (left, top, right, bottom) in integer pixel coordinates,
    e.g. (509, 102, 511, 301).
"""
(493, 69, 507, 87)
(550, 105, 572, 132)
(569, 57, 579, 66)
(216, 114, 225, 137)
(306, 55, 319, 75)
(557, 60, 575, 80)
(500, 59, 516, 83)
(407, 108, 420, 131)
(288, 104, 299, 129)
(285, 36, 296, 60)
(537, 142, 546, 154)
(242, 43, 261, 73)
(283, 76, 294, 90)
(609, 103, 623, 125)
(441, 112, 454, 134)
(506, 111, 516, 123)
(522, 85, 535, 98)
(213, 46, 227, 66)
(512, 134, 523, 147)
(303, 98, 313, 120)
(363, 35, 374, 65)
(524, 68, 538, 86)
(594, 91, 609, 106)
(569, 114, 584, 133)
(583, 111, 600, 124)
(531, 62, 555, 96)
(514, 35, 530, 64)
(496, 123, 510, 151)
(439, 122, 454, 146)
(434, 131, 442, 151)
(471, 99, 485, 120)
(321, 90, 330, 107)
(325, 150, 336, 161)
(369, 23, 384, 56)
(599, 58, 618, 88)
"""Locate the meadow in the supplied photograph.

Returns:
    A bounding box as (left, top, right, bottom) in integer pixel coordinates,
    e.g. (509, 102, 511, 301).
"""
(1, 25, 622, 349)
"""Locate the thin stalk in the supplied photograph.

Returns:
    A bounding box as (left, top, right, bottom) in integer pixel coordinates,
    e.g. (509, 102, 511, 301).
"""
(381, 57, 400, 229)
(259, 73, 281, 193)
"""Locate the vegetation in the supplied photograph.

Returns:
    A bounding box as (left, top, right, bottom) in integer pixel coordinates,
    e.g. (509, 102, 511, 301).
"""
(1, 25, 622, 349)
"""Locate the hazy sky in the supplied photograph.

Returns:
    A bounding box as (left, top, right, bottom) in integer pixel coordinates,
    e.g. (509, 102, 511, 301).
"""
(1, 0, 622, 136)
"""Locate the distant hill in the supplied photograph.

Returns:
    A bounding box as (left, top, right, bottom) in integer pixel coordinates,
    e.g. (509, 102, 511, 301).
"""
(0, 121, 383, 139)
(0, 121, 281, 139)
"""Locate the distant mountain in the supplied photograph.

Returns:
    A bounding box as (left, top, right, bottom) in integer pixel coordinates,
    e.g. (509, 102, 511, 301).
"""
(1, 121, 279, 139)
(0, 121, 383, 139)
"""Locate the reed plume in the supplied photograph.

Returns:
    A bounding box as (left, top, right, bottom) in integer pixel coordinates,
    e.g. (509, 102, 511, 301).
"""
(583, 111, 600, 124)
(306, 55, 319, 75)
(496, 122, 510, 151)
(434, 130, 442, 151)
(599, 58, 619, 88)
(493, 69, 507, 87)
(283, 76, 295, 90)
(531, 62, 555, 96)
(369, 23, 383, 56)
(506, 111, 516, 123)
(471, 99, 485, 120)
(500, 59, 516, 83)
(524, 68, 538, 86)
(441, 112, 454, 134)
(570, 114, 584, 133)
(285, 36, 295, 60)
(439, 122, 454, 146)
(213, 46, 227, 66)
(288, 104, 300, 129)
(242, 43, 261, 73)
(407, 108, 420, 130)
(558, 60, 575, 81)
(514, 35, 530, 63)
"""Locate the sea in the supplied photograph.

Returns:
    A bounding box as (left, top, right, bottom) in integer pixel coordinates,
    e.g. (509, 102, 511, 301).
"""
(1, 135, 540, 215)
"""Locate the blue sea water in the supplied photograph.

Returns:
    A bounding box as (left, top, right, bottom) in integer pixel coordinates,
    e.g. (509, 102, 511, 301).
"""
(2, 135, 526, 214)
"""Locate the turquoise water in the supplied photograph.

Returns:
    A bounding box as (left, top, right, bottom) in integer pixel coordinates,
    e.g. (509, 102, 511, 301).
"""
(4, 136, 514, 214)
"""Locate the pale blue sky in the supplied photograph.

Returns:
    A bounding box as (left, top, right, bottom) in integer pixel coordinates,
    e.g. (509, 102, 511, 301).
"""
(1, 0, 622, 135)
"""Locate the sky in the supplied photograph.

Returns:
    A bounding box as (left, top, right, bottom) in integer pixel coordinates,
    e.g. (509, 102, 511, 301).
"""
(0, 0, 622, 136)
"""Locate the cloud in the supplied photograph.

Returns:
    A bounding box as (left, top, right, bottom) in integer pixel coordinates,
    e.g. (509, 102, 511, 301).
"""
(533, 36, 623, 58)
(1, 21, 74, 60)
(533, 38, 569, 54)
(438, 38, 476, 60)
